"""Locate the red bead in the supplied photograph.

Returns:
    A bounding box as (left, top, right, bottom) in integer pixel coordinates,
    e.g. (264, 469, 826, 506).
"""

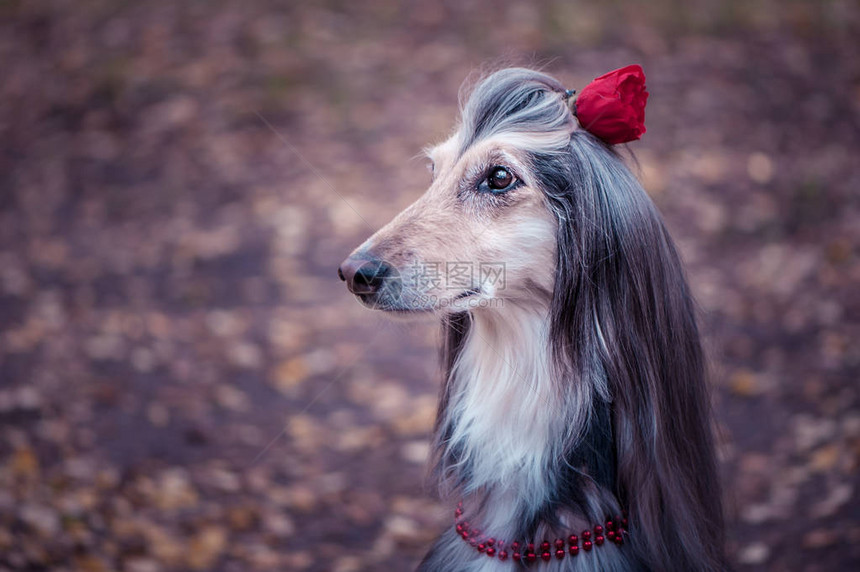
(595, 535, 605, 545)
(622, 518, 628, 528)
(607, 530, 616, 540)
(606, 520, 614, 530)
(477, 543, 486, 553)
(456, 524, 463, 533)
(469, 539, 477, 547)
(461, 531, 469, 540)
(541, 551, 551, 562)
(471, 529, 480, 537)
(555, 538, 565, 549)
(526, 552, 536, 563)
(540, 541, 550, 552)
(568, 534, 578, 546)
(594, 525, 604, 535)
(555, 549, 565, 560)
(583, 540, 593, 551)
(569, 545, 579, 556)
(512, 552, 521, 561)
(498, 550, 508, 561)
(582, 530, 591, 539)
(614, 534, 624, 545)
(511, 542, 521, 551)
(455, 508, 462, 517)
(487, 538, 495, 546)
(486, 547, 496, 557)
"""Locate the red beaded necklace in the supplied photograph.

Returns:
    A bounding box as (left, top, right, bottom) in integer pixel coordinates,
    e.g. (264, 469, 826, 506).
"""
(453, 502, 628, 564)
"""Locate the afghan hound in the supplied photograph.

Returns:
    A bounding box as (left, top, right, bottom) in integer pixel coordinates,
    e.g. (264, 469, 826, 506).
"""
(338, 67, 727, 571)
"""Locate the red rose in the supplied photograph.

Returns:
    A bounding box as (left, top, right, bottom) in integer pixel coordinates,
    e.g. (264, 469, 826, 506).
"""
(574, 65, 648, 145)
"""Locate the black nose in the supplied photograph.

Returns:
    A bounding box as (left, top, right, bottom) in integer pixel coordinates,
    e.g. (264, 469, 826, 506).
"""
(338, 257, 391, 295)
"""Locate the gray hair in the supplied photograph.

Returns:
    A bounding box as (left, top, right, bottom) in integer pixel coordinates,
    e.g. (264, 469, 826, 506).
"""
(458, 67, 575, 156)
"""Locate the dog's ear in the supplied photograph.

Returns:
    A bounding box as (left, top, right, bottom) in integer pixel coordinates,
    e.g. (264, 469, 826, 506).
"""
(544, 131, 727, 572)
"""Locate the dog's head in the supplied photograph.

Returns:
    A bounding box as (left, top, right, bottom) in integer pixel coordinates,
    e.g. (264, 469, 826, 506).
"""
(339, 69, 577, 315)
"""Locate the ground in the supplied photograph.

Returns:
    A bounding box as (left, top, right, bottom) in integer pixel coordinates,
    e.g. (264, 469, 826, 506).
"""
(0, 1, 858, 571)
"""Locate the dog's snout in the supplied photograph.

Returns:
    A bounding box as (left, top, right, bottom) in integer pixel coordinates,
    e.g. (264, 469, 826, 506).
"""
(338, 256, 391, 296)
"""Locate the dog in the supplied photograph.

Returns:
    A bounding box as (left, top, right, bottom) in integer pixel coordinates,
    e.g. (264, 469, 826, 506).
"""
(339, 67, 727, 571)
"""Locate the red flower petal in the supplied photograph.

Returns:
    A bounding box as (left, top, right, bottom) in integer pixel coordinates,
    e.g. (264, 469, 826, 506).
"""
(575, 65, 648, 145)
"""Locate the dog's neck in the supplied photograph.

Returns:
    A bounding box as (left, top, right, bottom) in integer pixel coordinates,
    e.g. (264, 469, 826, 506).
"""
(447, 303, 555, 497)
(438, 301, 613, 540)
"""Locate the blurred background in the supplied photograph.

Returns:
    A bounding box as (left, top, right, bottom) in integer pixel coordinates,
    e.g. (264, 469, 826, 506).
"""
(0, 1, 858, 571)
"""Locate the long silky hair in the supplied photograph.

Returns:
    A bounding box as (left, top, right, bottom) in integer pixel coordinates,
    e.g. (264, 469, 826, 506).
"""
(433, 69, 727, 571)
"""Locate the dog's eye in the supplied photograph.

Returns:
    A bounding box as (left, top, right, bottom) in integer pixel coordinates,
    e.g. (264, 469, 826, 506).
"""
(486, 167, 515, 191)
